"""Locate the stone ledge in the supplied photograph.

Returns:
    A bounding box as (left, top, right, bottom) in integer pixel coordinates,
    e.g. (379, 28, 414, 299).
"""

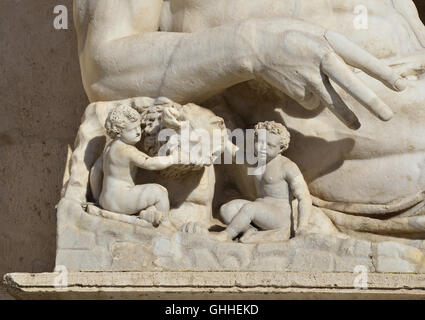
(4, 272, 425, 300)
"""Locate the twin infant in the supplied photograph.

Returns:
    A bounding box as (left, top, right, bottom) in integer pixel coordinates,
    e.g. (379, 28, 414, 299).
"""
(99, 104, 312, 241)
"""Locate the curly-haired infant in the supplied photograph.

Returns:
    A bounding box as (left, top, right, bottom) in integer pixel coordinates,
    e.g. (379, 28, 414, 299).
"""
(99, 104, 178, 226)
(214, 121, 313, 242)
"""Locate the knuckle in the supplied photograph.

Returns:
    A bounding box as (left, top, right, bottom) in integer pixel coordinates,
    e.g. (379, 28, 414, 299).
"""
(320, 51, 339, 70)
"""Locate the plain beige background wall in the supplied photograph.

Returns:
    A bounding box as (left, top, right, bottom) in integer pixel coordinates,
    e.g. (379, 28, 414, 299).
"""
(0, 0, 88, 298)
(0, 0, 424, 299)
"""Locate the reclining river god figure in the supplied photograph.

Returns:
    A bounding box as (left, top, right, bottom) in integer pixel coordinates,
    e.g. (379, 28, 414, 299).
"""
(64, 0, 425, 239)
(54, 0, 425, 272)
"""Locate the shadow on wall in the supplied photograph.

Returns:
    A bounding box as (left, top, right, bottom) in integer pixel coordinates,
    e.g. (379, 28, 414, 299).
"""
(0, 0, 88, 283)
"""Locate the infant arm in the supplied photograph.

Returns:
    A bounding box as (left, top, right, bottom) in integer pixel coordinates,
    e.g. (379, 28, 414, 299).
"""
(127, 146, 174, 171)
(283, 159, 313, 230)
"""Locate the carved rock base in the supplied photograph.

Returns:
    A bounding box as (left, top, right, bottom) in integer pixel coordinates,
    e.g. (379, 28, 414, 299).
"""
(56, 207, 425, 273)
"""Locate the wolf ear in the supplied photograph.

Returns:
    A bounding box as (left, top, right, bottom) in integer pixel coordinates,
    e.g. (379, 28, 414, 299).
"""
(162, 107, 182, 130)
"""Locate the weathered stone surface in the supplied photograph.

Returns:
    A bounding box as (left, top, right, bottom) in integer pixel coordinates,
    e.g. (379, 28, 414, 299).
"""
(4, 271, 425, 300)
(375, 242, 425, 273)
(57, 208, 425, 273)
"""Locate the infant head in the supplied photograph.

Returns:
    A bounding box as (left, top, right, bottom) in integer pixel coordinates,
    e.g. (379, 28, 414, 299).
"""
(254, 121, 291, 161)
(105, 104, 142, 145)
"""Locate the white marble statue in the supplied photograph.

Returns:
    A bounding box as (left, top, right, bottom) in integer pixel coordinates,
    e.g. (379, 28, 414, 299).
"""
(53, 0, 425, 272)
(67, 0, 425, 228)
(99, 103, 180, 226)
(213, 121, 313, 243)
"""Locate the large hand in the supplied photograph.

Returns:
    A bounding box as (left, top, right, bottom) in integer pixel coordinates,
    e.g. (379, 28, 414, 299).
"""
(251, 19, 407, 129)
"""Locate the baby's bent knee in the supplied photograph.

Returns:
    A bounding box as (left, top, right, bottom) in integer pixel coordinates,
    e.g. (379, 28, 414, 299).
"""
(220, 202, 240, 224)
(239, 203, 257, 220)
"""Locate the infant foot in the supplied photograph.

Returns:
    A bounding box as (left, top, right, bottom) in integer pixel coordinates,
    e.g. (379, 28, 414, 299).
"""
(239, 228, 258, 243)
(179, 222, 209, 235)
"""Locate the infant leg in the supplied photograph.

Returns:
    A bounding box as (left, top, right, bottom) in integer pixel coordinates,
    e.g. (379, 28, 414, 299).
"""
(220, 199, 250, 224)
(225, 202, 259, 239)
(225, 200, 291, 239)
(134, 184, 170, 213)
(251, 200, 291, 231)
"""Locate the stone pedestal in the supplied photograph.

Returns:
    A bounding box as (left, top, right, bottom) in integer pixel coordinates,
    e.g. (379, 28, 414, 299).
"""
(56, 203, 425, 273)
(4, 272, 425, 300)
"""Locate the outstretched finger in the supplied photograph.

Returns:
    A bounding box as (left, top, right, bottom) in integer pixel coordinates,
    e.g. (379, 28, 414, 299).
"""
(325, 30, 407, 92)
(321, 53, 394, 121)
(311, 77, 361, 130)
